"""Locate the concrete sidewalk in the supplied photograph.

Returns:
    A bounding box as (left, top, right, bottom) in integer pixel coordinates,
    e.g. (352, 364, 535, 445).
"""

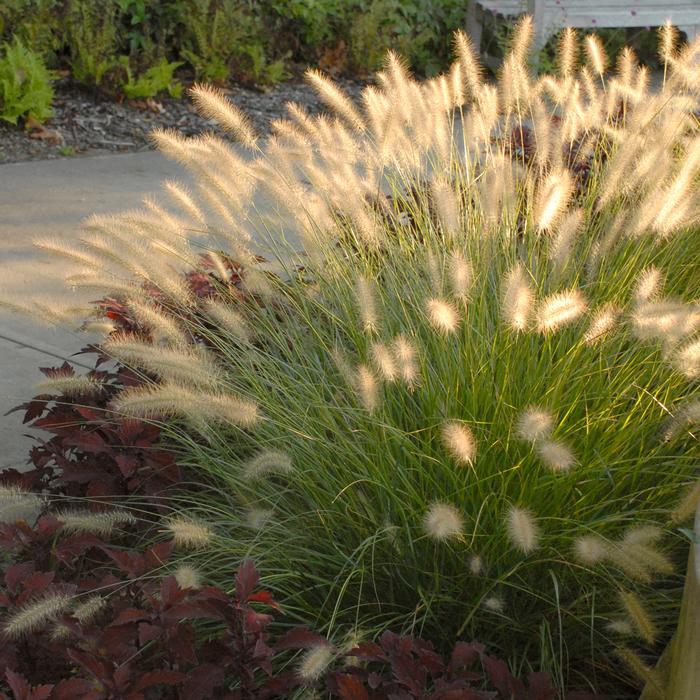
(0, 151, 190, 470)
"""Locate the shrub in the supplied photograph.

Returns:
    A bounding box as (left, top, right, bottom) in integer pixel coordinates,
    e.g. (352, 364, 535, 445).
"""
(0, 37, 53, 124)
(120, 57, 183, 99)
(7, 19, 700, 695)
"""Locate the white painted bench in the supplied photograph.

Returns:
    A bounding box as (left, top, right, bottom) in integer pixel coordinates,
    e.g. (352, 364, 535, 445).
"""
(467, 0, 700, 54)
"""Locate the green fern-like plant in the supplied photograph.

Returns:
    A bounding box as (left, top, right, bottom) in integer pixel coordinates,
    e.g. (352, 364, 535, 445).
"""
(0, 36, 54, 124)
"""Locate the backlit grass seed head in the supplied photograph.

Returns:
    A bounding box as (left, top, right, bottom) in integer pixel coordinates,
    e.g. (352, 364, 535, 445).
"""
(448, 252, 472, 300)
(189, 84, 257, 150)
(0, 486, 43, 524)
(442, 421, 477, 465)
(127, 300, 187, 346)
(204, 300, 251, 342)
(671, 480, 700, 524)
(243, 450, 293, 481)
(573, 534, 608, 565)
(584, 34, 607, 76)
(356, 364, 379, 413)
(502, 265, 533, 331)
(607, 619, 633, 636)
(371, 342, 398, 382)
(424, 502, 463, 541)
(674, 336, 700, 378)
(431, 179, 459, 235)
(659, 20, 678, 64)
(618, 590, 657, 645)
(174, 565, 201, 590)
(306, 69, 365, 131)
(557, 27, 578, 77)
(516, 407, 555, 443)
(55, 508, 136, 536)
(245, 508, 274, 530)
(507, 506, 540, 554)
(549, 208, 583, 271)
(469, 555, 483, 575)
(483, 596, 504, 613)
(537, 290, 588, 333)
(72, 595, 106, 624)
(426, 298, 459, 334)
(535, 171, 573, 232)
(298, 643, 334, 682)
(633, 267, 664, 305)
(392, 335, 419, 387)
(583, 304, 619, 345)
(616, 647, 664, 693)
(3, 593, 71, 638)
(355, 277, 379, 333)
(34, 375, 103, 397)
(165, 516, 214, 549)
(453, 29, 482, 100)
(537, 440, 576, 472)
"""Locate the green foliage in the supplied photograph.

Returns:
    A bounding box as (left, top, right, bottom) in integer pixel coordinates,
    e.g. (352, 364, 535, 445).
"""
(182, 0, 286, 85)
(0, 36, 53, 124)
(120, 57, 183, 99)
(0, 0, 61, 62)
(65, 0, 121, 87)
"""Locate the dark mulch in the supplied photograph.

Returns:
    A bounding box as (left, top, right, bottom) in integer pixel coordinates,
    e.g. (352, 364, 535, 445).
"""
(0, 77, 366, 164)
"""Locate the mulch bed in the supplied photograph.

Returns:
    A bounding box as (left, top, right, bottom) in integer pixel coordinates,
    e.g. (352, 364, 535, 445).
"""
(0, 77, 366, 164)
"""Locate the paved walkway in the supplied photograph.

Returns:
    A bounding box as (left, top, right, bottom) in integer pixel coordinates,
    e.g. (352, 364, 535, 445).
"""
(0, 152, 191, 471)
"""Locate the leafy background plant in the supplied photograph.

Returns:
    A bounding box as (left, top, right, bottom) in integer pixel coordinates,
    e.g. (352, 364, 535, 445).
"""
(0, 36, 53, 124)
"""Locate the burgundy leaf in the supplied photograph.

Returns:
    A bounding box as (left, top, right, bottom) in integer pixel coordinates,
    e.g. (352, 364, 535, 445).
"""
(333, 673, 371, 700)
(235, 558, 259, 601)
(181, 665, 226, 700)
(130, 669, 186, 693)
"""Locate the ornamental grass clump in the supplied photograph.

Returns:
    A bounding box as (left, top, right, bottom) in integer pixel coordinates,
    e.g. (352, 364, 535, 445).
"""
(7, 17, 700, 693)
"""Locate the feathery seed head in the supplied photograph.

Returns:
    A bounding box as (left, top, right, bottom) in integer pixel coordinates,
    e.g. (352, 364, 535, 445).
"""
(3, 593, 71, 638)
(174, 565, 202, 590)
(659, 21, 678, 64)
(189, 84, 257, 149)
(243, 449, 293, 481)
(607, 619, 633, 636)
(506, 506, 540, 554)
(618, 590, 657, 645)
(371, 342, 399, 382)
(55, 508, 136, 536)
(584, 35, 607, 76)
(557, 27, 578, 77)
(537, 440, 576, 472)
(299, 643, 334, 682)
(165, 516, 214, 549)
(355, 277, 379, 333)
(634, 267, 664, 305)
(442, 421, 477, 465)
(0, 486, 43, 524)
(453, 30, 482, 100)
(426, 298, 459, 334)
(245, 508, 274, 530)
(535, 171, 573, 232)
(392, 335, 419, 387)
(468, 555, 483, 575)
(537, 290, 588, 333)
(34, 374, 102, 397)
(674, 336, 700, 378)
(306, 69, 365, 131)
(72, 595, 106, 624)
(448, 252, 472, 300)
(574, 534, 608, 565)
(205, 299, 251, 342)
(431, 179, 459, 236)
(424, 502, 463, 541)
(502, 265, 533, 331)
(483, 596, 504, 613)
(583, 304, 619, 345)
(517, 407, 554, 442)
(356, 364, 379, 413)
(671, 480, 700, 524)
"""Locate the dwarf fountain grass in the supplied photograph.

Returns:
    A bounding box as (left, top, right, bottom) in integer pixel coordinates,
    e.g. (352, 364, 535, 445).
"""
(4, 18, 700, 693)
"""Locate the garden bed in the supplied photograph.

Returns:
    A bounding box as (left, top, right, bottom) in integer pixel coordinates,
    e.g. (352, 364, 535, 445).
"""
(0, 77, 365, 164)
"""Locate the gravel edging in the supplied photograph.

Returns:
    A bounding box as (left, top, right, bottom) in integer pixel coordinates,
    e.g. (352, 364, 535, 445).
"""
(0, 78, 367, 164)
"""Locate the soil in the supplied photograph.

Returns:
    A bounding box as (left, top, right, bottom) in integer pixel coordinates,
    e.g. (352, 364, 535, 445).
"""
(0, 77, 367, 164)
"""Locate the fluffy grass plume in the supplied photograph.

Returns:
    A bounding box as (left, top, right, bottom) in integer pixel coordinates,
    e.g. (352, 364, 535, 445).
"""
(3, 593, 71, 638)
(9, 19, 700, 695)
(0, 486, 43, 524)
(442, 421, 477, 465)
(55, 508, 136, 536)
(506, 506, 540, 554)
(174, 565, 202, 590)
(165, 516, 214, 549)
(424, 503, 463, 541)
